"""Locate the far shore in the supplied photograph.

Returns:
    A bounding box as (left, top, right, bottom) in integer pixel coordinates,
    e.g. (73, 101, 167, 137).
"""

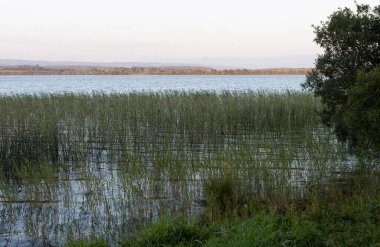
(0, 65, 311, 76)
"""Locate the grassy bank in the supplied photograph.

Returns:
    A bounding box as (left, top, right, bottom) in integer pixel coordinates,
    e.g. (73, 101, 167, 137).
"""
(0, 91, 377, 245)
(68, 169, 380, 247)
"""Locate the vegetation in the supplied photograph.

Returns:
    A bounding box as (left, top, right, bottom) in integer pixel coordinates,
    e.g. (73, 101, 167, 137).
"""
(344, 68, 380, 153)
(0, 65, 311, 75)
(0, 91, 322, 175)
(0, 91, 358, 245)
(302, 3, 380, 152)
(68, 168, 380, 247)
(1, 3, 379, 246)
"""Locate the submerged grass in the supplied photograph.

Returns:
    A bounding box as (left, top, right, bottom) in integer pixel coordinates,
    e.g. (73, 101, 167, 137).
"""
(0, 91, 376, 245)
(0, 91, 321, 172)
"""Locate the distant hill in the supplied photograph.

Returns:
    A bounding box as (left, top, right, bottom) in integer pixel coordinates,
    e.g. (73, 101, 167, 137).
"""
(0, 64, 311, 75)
(0, 59, 214, 69)
(0, 57, 315, 70)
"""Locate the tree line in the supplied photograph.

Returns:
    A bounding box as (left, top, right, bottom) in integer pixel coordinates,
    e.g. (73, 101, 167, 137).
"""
(0, 65, 311, 75)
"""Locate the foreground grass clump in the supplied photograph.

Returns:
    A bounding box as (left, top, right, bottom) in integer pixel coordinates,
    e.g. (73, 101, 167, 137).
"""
(123, 217, 209, 247)
(203, 173, 253, 220)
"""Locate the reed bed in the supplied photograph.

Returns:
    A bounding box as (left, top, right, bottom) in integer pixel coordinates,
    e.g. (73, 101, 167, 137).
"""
(0, 91, 355, 245)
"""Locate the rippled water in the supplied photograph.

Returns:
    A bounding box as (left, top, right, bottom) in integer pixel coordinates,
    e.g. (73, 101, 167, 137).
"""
(0, 75, 305, 94)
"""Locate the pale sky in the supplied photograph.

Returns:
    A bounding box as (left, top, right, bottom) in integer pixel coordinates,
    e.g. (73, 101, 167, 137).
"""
(0, 0, 379, 68)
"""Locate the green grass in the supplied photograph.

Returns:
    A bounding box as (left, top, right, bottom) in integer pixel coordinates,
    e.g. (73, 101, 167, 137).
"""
(66, 159, 379, 246)
(68, 194, 380, 247)
(0, 91, 376, 245)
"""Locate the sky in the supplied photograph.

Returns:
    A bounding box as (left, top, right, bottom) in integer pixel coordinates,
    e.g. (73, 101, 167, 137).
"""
(0, 0, 379, 68)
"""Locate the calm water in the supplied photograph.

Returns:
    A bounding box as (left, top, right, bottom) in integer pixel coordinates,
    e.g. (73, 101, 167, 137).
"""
(0, 75, 305, 94)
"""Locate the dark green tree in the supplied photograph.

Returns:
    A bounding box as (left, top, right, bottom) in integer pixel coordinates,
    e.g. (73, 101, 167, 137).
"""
(302, 3, 380, 150)
(344, 68, 380, 152)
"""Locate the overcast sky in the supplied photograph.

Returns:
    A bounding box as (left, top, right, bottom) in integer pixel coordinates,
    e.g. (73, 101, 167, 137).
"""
(0, 0, 379, 68)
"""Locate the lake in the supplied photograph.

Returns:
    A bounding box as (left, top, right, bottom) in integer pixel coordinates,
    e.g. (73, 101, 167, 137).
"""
(0, 75, 305, 94)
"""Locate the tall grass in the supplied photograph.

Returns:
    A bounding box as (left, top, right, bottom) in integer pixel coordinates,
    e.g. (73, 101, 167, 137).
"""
(0, 91, 363, 245)
(0, 91, 322, 169)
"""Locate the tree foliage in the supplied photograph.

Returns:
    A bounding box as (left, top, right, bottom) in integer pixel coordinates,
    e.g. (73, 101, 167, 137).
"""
(302, 3, 380, 151)
(344, 68, 380, 152)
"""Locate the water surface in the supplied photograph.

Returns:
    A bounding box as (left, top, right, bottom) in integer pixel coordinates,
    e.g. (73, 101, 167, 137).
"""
(0, 75, 305, 94)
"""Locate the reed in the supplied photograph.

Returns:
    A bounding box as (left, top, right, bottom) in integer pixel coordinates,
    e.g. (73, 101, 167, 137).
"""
(0, 91, 365, 245)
